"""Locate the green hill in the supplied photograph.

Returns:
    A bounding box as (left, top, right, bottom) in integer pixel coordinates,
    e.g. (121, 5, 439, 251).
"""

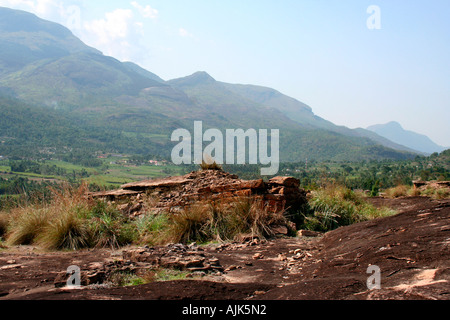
(0, 6, 418, 163)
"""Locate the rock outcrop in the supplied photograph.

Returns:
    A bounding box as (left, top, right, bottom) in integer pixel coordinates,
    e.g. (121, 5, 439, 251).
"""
(89, 170, 307, 218)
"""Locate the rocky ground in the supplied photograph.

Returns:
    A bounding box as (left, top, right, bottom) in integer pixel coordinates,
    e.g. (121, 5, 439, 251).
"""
(0, 196, 448, 301)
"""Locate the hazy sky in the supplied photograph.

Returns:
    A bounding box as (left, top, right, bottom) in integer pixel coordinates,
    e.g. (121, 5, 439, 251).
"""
(1, 0, 449, 146)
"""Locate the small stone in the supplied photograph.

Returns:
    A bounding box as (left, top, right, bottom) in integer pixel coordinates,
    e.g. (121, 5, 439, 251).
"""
(225, 265, 238, 271)
(271, 225, 288, 235)
(253, 253, 264, 260)
(297, 230, 322, 238)
(277, 254, 287, 261)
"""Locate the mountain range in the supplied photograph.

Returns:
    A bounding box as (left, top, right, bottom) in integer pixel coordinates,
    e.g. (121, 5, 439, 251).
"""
(367, 122, 446, 155)
(0, 7, 430, 163)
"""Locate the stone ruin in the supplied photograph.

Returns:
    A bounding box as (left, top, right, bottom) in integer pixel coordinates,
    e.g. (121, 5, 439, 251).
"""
(89, 169, 308, 233)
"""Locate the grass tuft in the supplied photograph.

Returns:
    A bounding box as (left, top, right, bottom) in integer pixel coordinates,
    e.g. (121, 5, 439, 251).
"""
(37, 210, 90, 250)
(300, 184, 396, 232)
(4, 183, 138, 250)
(385, 185, 409, 198)
(6, 207, 53, 246)
(199, 160, 223, 171)
(0, 213, 10, 238)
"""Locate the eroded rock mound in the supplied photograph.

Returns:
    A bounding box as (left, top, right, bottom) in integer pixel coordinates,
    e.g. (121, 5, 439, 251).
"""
(89, 170, 307, 218)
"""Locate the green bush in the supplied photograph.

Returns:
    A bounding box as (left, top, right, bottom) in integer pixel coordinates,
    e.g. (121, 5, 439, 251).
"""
(300, 185, 396, 232)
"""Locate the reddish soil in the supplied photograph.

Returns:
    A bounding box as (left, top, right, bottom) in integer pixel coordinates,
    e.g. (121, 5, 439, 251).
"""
(1, 196, 449, 300)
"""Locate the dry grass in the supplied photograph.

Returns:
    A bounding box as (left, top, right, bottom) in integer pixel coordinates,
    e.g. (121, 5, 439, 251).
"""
(0, 213, 10, 238)
(304, 184, 396, 232)
(407, 187, 422, 197)
(6, 183, 91, 248)
(384, 185, 409, 198)
(434, 188, 450, 199)
(4, 183, 138, 250)
(168, 203, 212, 244)
(384, 184, 450, 200)
(2, 181, 288, 249)
(420, 186, 450, 199)
(6, 207, 54, 246)
(37, 210, 90, 250)
(199, 160, 223, 171)
(159, 197, 288, 245)
(137, 214, 171, 246)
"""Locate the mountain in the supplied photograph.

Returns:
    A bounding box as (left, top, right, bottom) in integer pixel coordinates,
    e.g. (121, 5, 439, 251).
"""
(0, 7, 99, 76)
(367, 122, 446, 155)
(167, 72, 302, 129)
(167, 72, 418, 161)
(122, 61, 166, 83)
(219, 83, 418, 153)
(0, 7, 419, 163)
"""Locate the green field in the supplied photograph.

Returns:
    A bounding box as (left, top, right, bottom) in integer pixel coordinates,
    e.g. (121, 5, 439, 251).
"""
(55, 159, 183, 186)
(85, 160, 186, 187)
(0, 158, 187, 189)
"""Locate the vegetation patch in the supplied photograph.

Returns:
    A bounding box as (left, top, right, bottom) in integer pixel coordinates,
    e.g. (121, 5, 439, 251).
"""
(384, 184, 450, 200)
(109, 268, 192, 287)
(4, 184, 139, 250)
(299, 184, 396, 232)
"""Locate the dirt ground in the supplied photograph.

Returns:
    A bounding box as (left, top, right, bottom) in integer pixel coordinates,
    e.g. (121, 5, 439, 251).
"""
(0, 196, 448, 300)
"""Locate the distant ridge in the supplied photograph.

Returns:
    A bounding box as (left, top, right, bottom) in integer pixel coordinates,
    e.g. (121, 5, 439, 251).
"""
(367, 121, 446, 154)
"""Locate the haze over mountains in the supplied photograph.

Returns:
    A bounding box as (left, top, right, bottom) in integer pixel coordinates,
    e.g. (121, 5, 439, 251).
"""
(367, 122, 446, 155)
(0, 7, 432, 163)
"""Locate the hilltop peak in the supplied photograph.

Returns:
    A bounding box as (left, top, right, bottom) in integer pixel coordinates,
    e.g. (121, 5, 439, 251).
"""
(385, 121, 403, 129)
(168, 71, 216, 87)
(367, 121, 445, 154)
(190, 71, 215, 81)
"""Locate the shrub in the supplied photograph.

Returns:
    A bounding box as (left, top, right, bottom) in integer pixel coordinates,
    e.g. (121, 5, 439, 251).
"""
(407, 187, 422, 197)
(385, 185, 409, 198)
(85, 201, 132, 249)
(136, 214, 171, 246)
(302, 184, 396, 232)
(433, 188, 450, 200)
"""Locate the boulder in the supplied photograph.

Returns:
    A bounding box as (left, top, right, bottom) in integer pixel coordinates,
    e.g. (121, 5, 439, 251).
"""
(269, 176, 300, 188)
